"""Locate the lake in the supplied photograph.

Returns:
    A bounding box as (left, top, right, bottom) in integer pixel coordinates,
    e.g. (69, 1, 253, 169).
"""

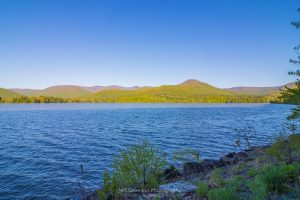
(0, 103, 295, 199)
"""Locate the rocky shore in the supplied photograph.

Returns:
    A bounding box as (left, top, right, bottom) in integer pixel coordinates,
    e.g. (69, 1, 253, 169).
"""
(85, 136, 300, 200)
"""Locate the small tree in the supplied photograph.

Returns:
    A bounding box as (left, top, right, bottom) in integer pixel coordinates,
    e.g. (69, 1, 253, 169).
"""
(281, 8, 300, 119)
(113, 141, 166, 189)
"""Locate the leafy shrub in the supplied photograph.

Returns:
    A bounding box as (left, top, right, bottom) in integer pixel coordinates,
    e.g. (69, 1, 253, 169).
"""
(102, 171, 111, 193)
(196, 181, 208, 198)
(281, 164, 298, 183)
(97, 190, 106, 200)
(97, 171, 111, 200)
(97, 170, 119, 199)
(113, 141, 166, 189)
(258, 164, 298, 194)
(208, 187, 239, 200)
(248, 176, 267, 200)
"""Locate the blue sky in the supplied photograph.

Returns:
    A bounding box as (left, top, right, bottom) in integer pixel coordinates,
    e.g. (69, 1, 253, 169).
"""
(0, 0, 299, 89)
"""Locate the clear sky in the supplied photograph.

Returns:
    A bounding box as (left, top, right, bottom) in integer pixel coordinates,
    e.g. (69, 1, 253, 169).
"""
(0, 0, 299, 89)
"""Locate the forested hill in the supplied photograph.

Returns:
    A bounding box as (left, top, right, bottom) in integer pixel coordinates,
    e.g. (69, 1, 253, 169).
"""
(0, 88, 21, 98)
(0, 80, 290, 103)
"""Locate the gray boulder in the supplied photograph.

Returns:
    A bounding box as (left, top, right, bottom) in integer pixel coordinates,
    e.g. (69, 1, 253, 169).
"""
(159, 181, 197, 197)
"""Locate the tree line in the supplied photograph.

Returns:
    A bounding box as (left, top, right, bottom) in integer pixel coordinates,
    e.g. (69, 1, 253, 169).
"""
(0, 95, 271, 103)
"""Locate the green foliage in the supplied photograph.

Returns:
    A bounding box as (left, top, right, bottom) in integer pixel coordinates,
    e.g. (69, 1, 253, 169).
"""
(227, 176, 244, 191)
(173, 148, 201, 165)
(266, 122, 298, 161)
(196, 181, 208, 198)
(102, 171, 112, 194)
(97, 190, 107, 200)
(207, 176, 244, 200)
(288, 134, 300, 153)
(280, 9, 300, 119)
(211, 168, 227, 188)
(208, 187, 239, 200)
(257, 164, 298, 194)
(98, 170, 120, 199)
(267, 139, 291, 161)
(248, 168, 258, 177)
(2, 96, 69, 103)
(113, 141, 166, 189)
(248, 176, 267, 200)
(98, 142, 166, 198)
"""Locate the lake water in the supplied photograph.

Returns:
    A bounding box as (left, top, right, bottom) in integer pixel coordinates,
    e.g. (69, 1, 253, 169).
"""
(0, 103, 295, 199)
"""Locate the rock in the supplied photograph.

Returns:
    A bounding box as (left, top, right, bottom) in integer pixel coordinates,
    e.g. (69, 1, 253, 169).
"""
(219, 151, 251, 166)
(226, 152, 236, 158)
(202, 159, 219, 169)
(203, 173, 217, 188)
(163, 165, 181, 180)
(183, 162, 203, 177)
(183, 159, 221, 177)
(219, 156, 232, 166)
(159, 181, 197, 197)
(233, 152, 250, 164)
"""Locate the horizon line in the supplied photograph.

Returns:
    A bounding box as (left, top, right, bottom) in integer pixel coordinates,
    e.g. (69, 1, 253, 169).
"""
(3, 79, 293, 90)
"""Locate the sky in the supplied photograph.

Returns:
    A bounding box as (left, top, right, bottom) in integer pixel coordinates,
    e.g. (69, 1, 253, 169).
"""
(0, 0, 299, 89)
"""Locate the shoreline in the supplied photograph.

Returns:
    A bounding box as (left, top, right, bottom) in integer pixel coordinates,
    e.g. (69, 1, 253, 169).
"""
(84, 135, 300, 200)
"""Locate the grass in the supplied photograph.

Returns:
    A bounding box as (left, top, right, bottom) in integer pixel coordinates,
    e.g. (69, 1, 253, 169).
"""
(247, 168, 258, 177)
(211, 168, 227, 187)
(267, 133, 300, 161)
(257, 164, 298, 194)
(289, 134, 300, 152)
(207, 175, 244, 200)
(208, 187, 240, 200)
(196, 181, 208, 198)
(248, 177, 267, 200)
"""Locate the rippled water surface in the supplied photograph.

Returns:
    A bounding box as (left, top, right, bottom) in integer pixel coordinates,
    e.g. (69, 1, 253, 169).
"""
(0, 103, 295, 199)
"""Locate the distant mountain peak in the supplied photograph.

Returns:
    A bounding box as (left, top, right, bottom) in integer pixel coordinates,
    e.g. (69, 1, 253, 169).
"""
(180, 79, 204, 86)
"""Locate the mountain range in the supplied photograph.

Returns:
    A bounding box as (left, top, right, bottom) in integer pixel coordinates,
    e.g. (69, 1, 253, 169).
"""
(0, 79, 293, 101)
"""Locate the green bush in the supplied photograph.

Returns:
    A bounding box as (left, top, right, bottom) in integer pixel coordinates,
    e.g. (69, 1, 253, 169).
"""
(113, 141, 166, 189)
(207, 176, 243, 200)
(258, 164, 298, 194)
(208, 187, 239, 200)
(97, 170, 119, 199)
(102, 171, 111, 193)
(248, 176, 267, 200)
(97, 190, 106, 200)
(248, 168, 258, 177)
(227, 176, 244, 192)
(211, 168, 227, 187)
(196, 181, 208, 198)
(98, 142, 166, 199)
